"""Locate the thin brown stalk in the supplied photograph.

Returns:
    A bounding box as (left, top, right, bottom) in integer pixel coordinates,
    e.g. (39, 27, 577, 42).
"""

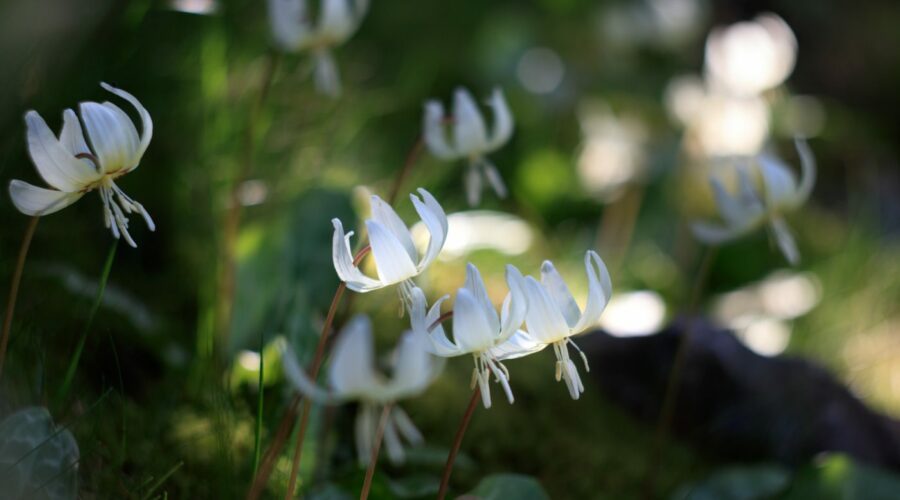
(437, 386, 481, 500)
(387, 136, 425, 205)
(0, 216, 39, 380)
(359, 404, 393, 500)
(643, 247, 717, 499)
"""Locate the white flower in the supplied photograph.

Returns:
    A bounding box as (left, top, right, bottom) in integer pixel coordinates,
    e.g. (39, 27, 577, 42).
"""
(282, 315, 440, 465)
(332, 188, 448, 308)
(423, 87, 514, 206)
(267, 0, 369, 97)
(411, 265, 537, 409)
(8, 82, 155, 248)
(691, 138, 815, 265)
(704, 13, 797, 97)
(516, 250, 612, 400)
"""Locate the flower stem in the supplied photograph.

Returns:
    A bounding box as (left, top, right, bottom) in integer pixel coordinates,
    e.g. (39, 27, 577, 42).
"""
(387, 136, 425, 205)
(437, 386, 481, 500)
(252, 326, 265, 477)
(359, 403, 393, 500)
(247, 246, 370, 500)
(57, 240, 119, 404)
(0, 216, 39, 382)
(644, 246, 717, 499)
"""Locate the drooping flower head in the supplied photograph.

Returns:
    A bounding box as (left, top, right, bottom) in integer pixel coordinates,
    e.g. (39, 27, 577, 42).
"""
(691, 138, 815, 264)
(267, 0, 369, 96)
(283, 315, 441, 464)
(423, 87, 514, 206)
(332, 188, 448, 309)
(9, 82, 155, 247)
(412, 264, 536, 409)
(516, 250, 612, 400)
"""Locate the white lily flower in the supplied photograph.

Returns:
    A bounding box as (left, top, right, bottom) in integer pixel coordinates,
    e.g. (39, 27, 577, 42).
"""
(423, 87, 514, 206)
(516, 250, 613, 400)
(8, 83, 155, 248)
(691, 138, 815, 264)
(267, 0, 369, 97)
(411, 265, 537, 409)
(282, 315, 441, 465)
(332, 188, 448, 309)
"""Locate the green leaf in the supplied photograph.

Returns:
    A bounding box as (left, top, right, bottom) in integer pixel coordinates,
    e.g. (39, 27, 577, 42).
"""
(672, 464, 790, 500)
(0, 407, 80, 500)
(467, 473, 550, 500)
(784, 454, 900, 500)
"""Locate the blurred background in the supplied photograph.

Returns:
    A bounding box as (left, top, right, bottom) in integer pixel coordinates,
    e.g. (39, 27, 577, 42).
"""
(0, 0, 899, 498)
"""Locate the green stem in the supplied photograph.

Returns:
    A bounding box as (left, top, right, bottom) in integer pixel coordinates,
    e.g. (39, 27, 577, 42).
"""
(57, 240, 118, 403)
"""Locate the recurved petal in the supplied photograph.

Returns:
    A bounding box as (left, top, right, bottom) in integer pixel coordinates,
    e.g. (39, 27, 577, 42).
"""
(100, 83, 152, 164)
(486, 88, 513, 151)
(9, 180, 84, 216)
(319, 0, 355, 43)
(370, 195, 417, 262)
(792, 137, 816, 208)
(540, 260, 581, 328)
(411, 189, 448, 272)
(423, 101, 458, 159)
(572, 250, 613, 333)
(80, 101, 137, 174)
(453, 88, 489, 153)
(489, 329, 547, 361)
(59, 109, 91, 157)
(267, 0, 313, 50)
(412, 290, 460, 358)
(25, 111, 99, 192)
(366, 220, 419, 285)
(282, 344, 341, 404)
(328, 315, 383, 397)
(758, 153, 798, 209)
(331, 219, 383, 292)
(690, 219, 751, 244)
(499, 265, 528, 340)
(770, 216, 800, 265)
(452, 288, 497, 353)
(522, 276, 571, 344)
(463, 263, 500, 334)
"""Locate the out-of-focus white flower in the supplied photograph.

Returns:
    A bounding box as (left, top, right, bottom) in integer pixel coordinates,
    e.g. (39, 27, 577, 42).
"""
(423, 87, 514, 206)
(705, 13, 797, 96)
(282, 315, 440, 465)
(8, 83, 155, 247)
(266, 0, 369, 96)
(412, 265, 537, 409)
(516, 251, 612, 400)
(691, 139, 815, 264)
(332, 188, 447, 308)
(576, 102, 649, 199)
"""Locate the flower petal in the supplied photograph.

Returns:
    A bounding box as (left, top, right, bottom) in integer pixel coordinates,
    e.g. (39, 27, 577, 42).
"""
(80, 101, 136, 174)
(690, 219, 750, 244)
(410, 288, 460, 357)
(572, 250, 613, 333)
(485, 88, 513, 151)
(792, 137, 816, 208)
(328, 315, 387, 398)
(540, 260, 581, 328)
(452, 288, 497, 353)
(313, 49, 342, 98)
(490, 329, 547, 361)
(370, 195, 417, 262)
(332, 218, 383, 292)
(410, 188, 448, 272)
(464, 163, 482, 206)
(267, 0, 313, 50)
(709, 175, 745, 226)
(59, 109, 92, 157)
(282, 343, 341, 404)
(463, 263, 500, 335)
(24, 111, 99, 192)
(319, 0, 357, 43)
(8, 180, 84, 216)
(499, 264, 528, 341)
(366, 219, 419, 285)
(522, 276, 571, 344)
(423, 100, 458, 159)
(453, 87, 488, 153)
(481, 158, 507, 199)
(770, 216, 800, 265)
(758, 153, 798, 208)
(386, 330, 435, 399)
(100, 83, 152, 169)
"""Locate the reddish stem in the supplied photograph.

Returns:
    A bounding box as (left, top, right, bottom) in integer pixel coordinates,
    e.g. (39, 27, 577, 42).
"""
(437, 386, 481, 500)
(359, 404, 393, 500)
(0, 216, 39, 381)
